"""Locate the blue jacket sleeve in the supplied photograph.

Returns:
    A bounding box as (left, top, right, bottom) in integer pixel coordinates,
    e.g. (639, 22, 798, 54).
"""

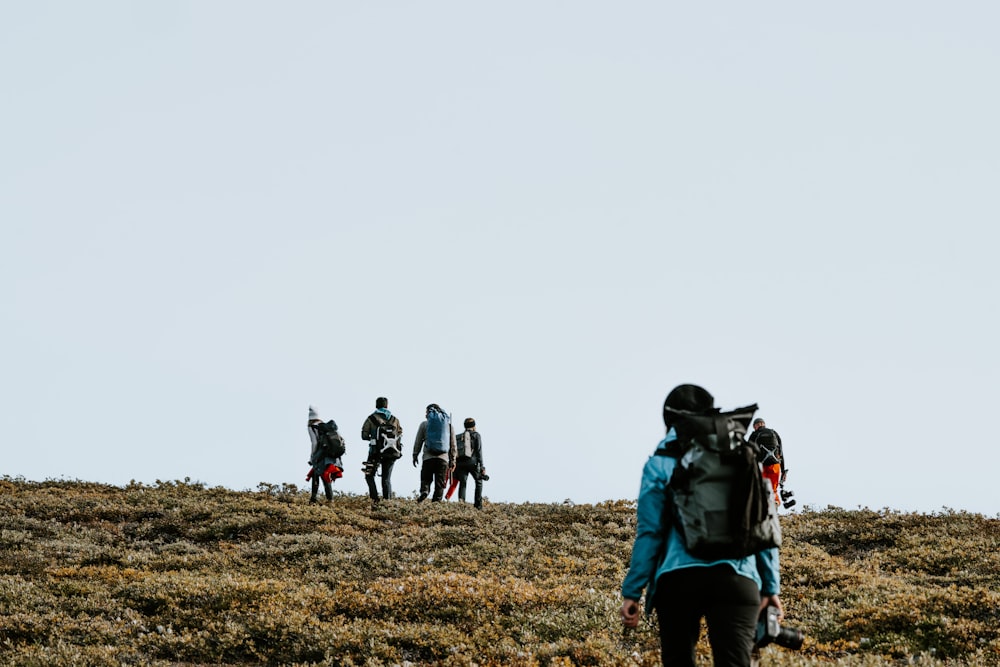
(621, 445, 675, 602)
(755, 547, 781, 596)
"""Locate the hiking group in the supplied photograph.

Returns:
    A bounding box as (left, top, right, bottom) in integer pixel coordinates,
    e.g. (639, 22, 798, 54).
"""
(307, 397, 487, 509)
(621, 384, 799, 667)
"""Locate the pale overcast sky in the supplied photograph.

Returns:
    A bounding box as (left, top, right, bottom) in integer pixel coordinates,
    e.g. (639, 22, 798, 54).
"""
(3, 2, 998, 515)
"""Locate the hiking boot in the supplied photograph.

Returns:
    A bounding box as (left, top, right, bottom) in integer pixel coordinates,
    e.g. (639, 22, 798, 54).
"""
(417, 492, 428, 503)
(371, 498, 380, 511)
(308, 497, 318, 504)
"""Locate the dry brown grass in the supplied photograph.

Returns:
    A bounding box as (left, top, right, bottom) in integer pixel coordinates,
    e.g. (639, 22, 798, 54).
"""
(1, 477, 998, 666)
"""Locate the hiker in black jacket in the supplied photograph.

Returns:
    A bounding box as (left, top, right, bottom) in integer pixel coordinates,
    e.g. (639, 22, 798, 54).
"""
(453, 417, 486, 509)
(748, 418, 786, 505)
(361, 397, 403, 509)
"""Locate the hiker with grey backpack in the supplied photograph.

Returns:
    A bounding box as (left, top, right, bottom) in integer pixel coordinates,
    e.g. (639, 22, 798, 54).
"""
(621, 384, 790, 667)
(412, 404, 455, 502)
(450, 417, 487, 509)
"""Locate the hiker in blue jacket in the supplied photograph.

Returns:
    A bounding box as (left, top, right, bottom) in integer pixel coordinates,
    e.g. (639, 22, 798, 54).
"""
(412, 403, 456, 502)
(621, 385, 783, 667)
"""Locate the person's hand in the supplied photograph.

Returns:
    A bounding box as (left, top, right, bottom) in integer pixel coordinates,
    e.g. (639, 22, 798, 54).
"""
(412, 457, 419, 467)
(620, 598, 640, 628)
(759, 594, 784, 620)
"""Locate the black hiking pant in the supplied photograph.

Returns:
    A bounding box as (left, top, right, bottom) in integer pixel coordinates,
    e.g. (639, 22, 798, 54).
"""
(310, 475, 333, 502)
(454, 456, 483, 508)
(653, 565, 760, 667)
(419, 458, 448, 501)
(365, 457, 396, 500)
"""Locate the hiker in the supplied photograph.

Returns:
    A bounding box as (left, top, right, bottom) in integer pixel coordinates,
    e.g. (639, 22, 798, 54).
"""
(361, 397, 403, 508)
(307, 406, 345, 503)
(620, 384, 782, 667)
(412, 403, 455, 502)
(452, 417, 486, 509)
(748, 418, 786, 505)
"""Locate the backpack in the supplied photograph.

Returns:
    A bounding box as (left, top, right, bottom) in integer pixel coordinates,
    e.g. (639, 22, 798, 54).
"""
(754, 428, 782, 466)
(424, 408, 450, 454)
(658, 403, 781, 560)
(315, 421, 346, 460)
(373, 416, 402, 460)
(456, 431, 478, 459)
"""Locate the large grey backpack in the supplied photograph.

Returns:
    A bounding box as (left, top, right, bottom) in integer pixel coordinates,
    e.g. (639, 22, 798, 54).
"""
(456, 431, 479, 459)
(658, 403, 781, 560)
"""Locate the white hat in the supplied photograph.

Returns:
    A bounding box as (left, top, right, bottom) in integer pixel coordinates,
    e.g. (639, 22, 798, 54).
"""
(308, 406, 321, 422)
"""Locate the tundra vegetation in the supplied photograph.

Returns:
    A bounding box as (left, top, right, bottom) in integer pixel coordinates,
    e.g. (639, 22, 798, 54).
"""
(1, 477, 998, 666)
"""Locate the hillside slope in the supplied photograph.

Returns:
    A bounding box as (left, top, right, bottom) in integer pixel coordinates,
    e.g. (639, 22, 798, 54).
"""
(1, 478, 998, 666)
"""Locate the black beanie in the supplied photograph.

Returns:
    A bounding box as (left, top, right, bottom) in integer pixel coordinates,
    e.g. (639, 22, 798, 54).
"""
(663, 384, 715, 426)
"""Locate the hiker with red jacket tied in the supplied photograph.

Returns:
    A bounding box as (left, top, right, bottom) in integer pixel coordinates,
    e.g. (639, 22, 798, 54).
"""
(306, 406, 345, 504)
(748, 418, 786, 506)
(621, 384, 783, 667)
(361, 397, 403, 509)
(451, 417, 486, 509)
(412, 404, 455, 502)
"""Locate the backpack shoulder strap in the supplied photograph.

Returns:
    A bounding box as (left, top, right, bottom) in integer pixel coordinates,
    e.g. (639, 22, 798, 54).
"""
(367, 413, 388, 441)
(654, 438, 686, 459)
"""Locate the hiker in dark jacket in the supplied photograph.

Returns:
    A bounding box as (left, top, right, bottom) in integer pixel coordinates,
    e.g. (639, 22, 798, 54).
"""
(361, 397, 403, 508)
(453, 417, 486, 509)
(748, 418, 786, 505)
(307, 406, 344, 503)
(621, 385, 782, 667)
(412, 403, 456, 502)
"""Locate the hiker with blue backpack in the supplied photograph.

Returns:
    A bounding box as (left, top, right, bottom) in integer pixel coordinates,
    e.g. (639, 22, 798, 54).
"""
(412, 404, 455, 502)
(361, 396, 403, 509)
(306, 406, 345, 504)
(621, 384, 783, 667)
